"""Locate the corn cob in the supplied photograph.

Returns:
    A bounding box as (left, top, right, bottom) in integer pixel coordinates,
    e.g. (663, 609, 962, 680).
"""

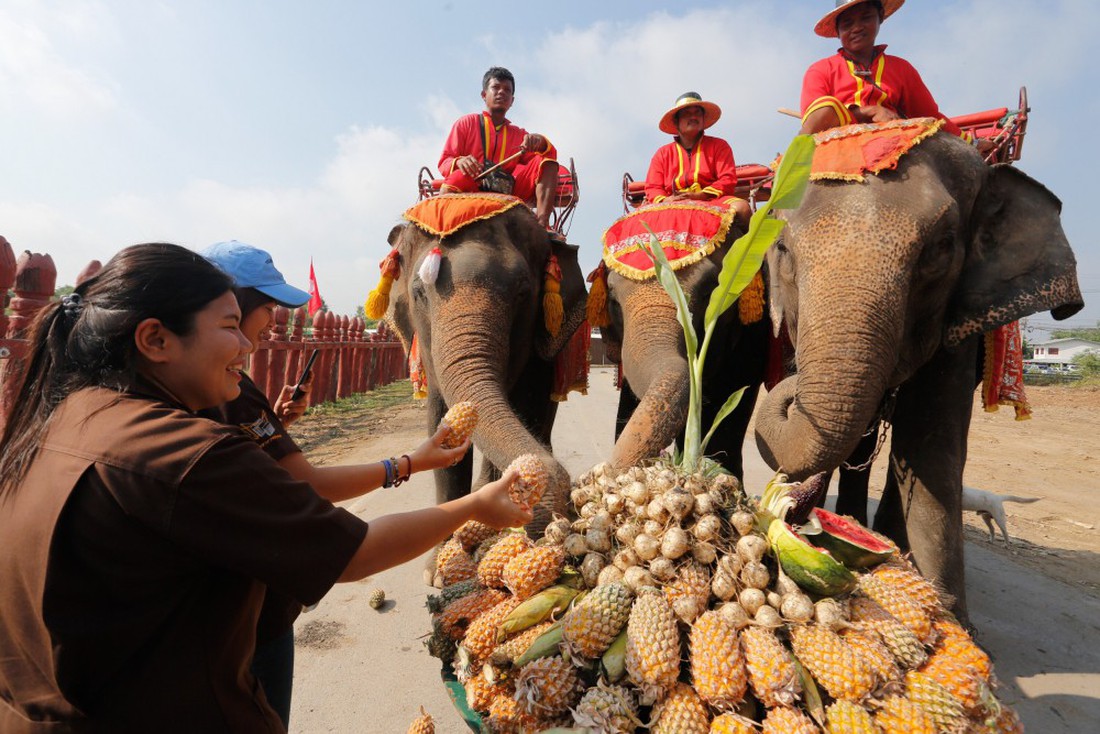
(490, 621, 554, 668)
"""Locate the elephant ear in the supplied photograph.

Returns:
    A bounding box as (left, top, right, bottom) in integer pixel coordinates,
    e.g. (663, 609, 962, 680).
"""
(944, 165, 1083, 346)
(535, 239, 587, 360)
(382, 223, 414, 354)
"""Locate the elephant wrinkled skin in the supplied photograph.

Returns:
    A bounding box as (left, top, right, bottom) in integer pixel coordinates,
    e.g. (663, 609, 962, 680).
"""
(754, 132, 1082, 621)
(384, 205, 586, 537)
(601, 222, 770, 479)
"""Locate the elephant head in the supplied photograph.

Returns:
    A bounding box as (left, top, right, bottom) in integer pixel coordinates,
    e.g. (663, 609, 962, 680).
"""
(384, 203, 587, 528)
(600, 223, 769, 476)
(753, 130, 1082, 618)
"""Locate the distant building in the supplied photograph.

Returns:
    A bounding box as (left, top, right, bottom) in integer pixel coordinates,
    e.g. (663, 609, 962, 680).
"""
(1027, 337, 1100, 371)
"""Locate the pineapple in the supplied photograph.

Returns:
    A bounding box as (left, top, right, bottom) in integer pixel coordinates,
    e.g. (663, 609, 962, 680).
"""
(689, 610, 747, 711)
(874, 695, 936, 734)
(839, 627, 902, 691)
(438, 588, 509, 640)
(477, 533, 533, 589)
(440, 401, 478, 448)
(435, 537, 465, 574)
(624, 588, 680, 705)
(561, 582, 633, 660)
(485, 691, 542, 734)
(368, 588, 385, 610)
(506, 454, 549, 510)
(761, 706, 820, 734)
(857, 572, 934, 643)
(426, 578, 482, 614)
(872, 562, 949, 614)
(454, 519, 500, 552)
(424, 619, 457, 664)
(789, 624, 876, 702)
(650, 682, 711, 734)
(438, 548, 478, 586)
(406, 706, 434, 734)
(992, 705, 1025, 734)
(905, 669, 968, 733)
(502, 544, 565, 600)
(824, 699, 878, 734)
(920, 633, 991, 712)
(848, 597, 928, 668)
(513, 654, 581, 717)
(664, 561, 711, 624)
(710, 713, 757, 734)
(465, 673, 511, 713)
(740, 626, 801, 708)
(463, 596, 524, 661)
(572, 682, 639, 734)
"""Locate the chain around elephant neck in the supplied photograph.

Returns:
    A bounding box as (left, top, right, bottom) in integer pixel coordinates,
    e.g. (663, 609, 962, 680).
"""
(841, 387, 899, 472)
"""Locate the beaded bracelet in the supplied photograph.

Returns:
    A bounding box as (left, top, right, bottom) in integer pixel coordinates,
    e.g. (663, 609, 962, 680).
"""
(392, 454, 412, 487)
(381, 458, 395, 488)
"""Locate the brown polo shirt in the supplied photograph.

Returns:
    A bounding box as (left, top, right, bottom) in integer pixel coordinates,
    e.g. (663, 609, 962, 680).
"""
(0, 383, 368, 733)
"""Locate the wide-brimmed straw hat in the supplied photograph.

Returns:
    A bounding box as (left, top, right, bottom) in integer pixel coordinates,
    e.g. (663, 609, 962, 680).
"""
(814, 0, 904, 38)
(658, 92, 722, 135)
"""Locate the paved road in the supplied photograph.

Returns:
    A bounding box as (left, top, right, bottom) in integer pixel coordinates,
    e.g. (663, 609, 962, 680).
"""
(290, 367, 1099, 733)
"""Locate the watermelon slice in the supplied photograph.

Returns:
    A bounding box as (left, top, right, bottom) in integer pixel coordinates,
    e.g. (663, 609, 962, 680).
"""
(802, 508, 895, 569)
(766, 519, 856, 596)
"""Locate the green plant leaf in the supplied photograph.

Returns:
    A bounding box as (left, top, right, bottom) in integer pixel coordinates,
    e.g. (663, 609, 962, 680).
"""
(700, 385, 747, 454)
(640, 227, 698, 363)
(768, 134, 816, 211)
(703, 216, 785, 326)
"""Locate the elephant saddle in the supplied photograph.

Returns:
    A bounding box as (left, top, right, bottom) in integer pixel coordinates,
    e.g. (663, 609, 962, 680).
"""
(403, 192, 524, 238)
(810, 117, 945, 182)
(601, 199, 736, 281)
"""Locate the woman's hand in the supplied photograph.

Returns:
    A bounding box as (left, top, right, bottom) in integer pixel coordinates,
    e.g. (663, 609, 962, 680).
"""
(273, 377, 312, 427)
(471, 467, 533, 529)
(408, 422, 471, 474)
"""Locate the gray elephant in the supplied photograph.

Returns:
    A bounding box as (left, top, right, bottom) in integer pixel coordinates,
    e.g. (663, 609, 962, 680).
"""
(596, 223, 771, 477)
(754, 129, 1082, 621)
(383, 201, 587, 532)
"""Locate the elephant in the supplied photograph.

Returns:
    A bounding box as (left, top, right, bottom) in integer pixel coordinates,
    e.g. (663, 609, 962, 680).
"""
(383, 203, 587, 536)
(754, 130, 1082, 621)
(598, 222, 771, 478)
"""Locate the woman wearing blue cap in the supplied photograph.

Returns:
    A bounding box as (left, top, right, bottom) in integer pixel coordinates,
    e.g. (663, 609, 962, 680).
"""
(201, 240, 472, 728)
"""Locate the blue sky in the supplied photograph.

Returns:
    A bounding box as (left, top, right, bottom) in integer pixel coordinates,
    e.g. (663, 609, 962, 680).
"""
(1, 0, 1097, 335)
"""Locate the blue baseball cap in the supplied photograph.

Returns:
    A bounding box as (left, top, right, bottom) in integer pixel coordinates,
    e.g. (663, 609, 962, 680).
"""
(202, 240, 310, 308)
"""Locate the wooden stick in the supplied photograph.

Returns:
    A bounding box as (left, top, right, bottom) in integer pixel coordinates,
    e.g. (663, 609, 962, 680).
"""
(777, 107, 802, 119)
(475, 150, 524, 181)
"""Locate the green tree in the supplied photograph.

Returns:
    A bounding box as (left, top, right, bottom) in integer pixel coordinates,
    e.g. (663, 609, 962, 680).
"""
(1052, 320, 1100, 342)
(1072, 350, 1100, 377)
(54, 284, 75, 300)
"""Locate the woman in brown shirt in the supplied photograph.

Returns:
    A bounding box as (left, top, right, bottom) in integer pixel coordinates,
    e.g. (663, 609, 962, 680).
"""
(0, 243, 531, 733)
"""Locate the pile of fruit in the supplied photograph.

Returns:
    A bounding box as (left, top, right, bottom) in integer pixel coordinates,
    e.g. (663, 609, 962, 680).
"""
(423, 458, 1023, 733)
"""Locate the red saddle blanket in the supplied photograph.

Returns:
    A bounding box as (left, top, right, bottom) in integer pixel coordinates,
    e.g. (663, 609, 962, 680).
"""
(601, 200, 735, 281)
(811, 118, 944, 182)
(404, 192, 523, 238)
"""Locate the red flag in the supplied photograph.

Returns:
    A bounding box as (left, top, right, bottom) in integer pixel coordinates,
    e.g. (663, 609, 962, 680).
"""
(307, 259, 323, 316)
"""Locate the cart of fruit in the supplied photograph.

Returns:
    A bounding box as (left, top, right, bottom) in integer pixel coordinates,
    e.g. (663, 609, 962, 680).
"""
(416, 133, 1025, 734)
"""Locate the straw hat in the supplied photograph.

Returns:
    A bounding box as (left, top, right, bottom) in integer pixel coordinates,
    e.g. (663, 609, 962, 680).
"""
(658, 92, 722, 135)
(814, 0, 904, 38)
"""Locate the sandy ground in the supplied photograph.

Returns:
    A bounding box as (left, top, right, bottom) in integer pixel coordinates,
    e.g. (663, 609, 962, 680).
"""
(288, 369, 1100, 733)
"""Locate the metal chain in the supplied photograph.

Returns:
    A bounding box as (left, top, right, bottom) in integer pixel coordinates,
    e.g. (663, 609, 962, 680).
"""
(841, 387, 899, 472)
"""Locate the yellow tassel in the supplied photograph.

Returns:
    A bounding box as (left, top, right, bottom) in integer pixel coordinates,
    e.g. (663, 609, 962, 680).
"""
(543, 278, 563, 337)
(738, 271, 765, 325)
(365, 274, 394, 319)
(585, 262, 610, 328)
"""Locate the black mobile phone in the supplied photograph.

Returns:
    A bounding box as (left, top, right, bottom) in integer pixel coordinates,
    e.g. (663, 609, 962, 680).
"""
(291, 349, 319, 401)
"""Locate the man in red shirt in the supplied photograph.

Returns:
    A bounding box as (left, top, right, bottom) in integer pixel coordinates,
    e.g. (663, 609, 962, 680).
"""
(439, 67, 559, 230)
(645, 92, 751, 227)
(800, 0, 967, 138)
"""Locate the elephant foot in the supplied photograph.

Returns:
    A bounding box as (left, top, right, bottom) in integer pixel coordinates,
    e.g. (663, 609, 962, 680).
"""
(423, 546, 444, 588)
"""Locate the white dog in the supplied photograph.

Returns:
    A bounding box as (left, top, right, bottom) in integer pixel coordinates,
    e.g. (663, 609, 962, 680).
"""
(962, 486, 1040, 544)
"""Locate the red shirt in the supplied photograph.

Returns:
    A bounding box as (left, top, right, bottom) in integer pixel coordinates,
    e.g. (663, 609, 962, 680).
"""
(800, 46, 962, 136)
(438, 111, 556, 176)
(645, 134, 738, 204)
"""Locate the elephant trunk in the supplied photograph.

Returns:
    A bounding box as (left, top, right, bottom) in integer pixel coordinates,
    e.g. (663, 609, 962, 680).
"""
(756, 275, 904, 480)
(432, 286, 570, 520)
(612, 286, 690, 470)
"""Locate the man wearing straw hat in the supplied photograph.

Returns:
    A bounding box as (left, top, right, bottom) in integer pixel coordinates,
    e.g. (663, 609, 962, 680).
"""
(644, 91, 752, 227)
(438, 66, 560, 232)
(799, 0, 967, 138)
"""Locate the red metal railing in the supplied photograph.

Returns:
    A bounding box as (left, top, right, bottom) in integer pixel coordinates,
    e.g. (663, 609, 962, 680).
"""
(0, 236, 407, 431)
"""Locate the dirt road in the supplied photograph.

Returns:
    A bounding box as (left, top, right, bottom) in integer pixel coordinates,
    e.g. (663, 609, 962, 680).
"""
(288, 369, 1100, 733)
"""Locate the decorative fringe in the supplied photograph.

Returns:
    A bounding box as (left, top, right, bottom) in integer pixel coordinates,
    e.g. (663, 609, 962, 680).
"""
(409, 333, 428, 399)
(738, 271, 766, 324)
(551, 320, 591, 402)
(365, 248, 401, 319)
(418, 246, 442, 285)
(585, 261, 610, 327)
(543, 254, 563, 337)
